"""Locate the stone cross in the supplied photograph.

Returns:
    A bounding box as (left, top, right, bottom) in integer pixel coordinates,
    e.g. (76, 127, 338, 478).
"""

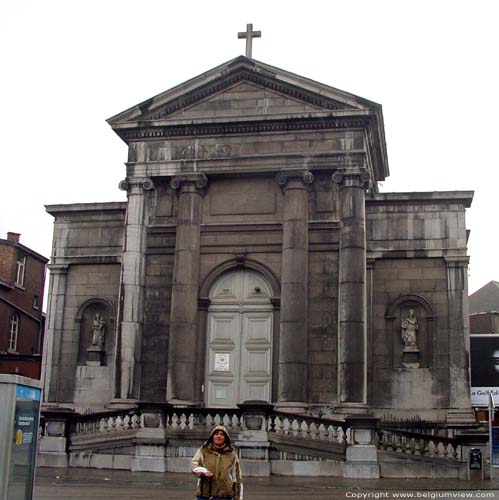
(238, 23, 261, 58)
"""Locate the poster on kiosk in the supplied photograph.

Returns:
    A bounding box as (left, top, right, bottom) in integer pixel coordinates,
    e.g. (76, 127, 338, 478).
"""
(0, 375, 42, 500)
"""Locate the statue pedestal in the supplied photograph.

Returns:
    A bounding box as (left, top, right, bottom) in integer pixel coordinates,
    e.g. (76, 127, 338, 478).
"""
(402, 347, 419, 368)
(87, 346, 104, 366)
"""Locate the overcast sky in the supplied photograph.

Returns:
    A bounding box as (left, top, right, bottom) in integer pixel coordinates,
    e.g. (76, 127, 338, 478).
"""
(1, 0, 497, 297)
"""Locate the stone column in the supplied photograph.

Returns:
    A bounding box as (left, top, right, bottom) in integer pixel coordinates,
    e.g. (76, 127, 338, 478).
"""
(115, 178, 154, 402)
(166, 173, 207, 405)
(445, 257, 474, 423)
(333, 169, 370, 413)
(276, 170, 313, 411)
(42, 264, 68, 403)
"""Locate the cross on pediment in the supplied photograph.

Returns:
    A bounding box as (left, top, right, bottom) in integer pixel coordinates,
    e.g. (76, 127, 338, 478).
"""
(238, 23, 261, 59)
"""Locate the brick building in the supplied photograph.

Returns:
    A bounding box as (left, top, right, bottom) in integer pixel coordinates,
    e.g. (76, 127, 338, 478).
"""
(0, 232, 48, 378)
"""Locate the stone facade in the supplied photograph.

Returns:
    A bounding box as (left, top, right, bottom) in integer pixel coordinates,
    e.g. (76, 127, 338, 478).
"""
(44, 57, 473, 422)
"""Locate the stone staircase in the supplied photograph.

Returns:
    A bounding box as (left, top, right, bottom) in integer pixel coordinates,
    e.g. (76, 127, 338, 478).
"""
(38, 403, 486, 479)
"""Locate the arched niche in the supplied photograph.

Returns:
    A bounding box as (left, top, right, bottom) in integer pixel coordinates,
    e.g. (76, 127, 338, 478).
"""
(385, 294, 435, 369)
(76, 298, 114, 366)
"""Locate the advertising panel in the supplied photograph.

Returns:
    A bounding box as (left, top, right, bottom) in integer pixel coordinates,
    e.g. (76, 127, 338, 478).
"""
(470, 335, 499, 406)
(7, 384, 41, 500)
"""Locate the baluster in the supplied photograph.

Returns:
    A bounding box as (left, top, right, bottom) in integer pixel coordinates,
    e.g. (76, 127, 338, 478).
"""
(268, 415, 276, 433)
(277, 417, 284, 434)
(171, 412, 179, 430)
(407, 436, 415, 454)
(330, 425, 339, 443)
(233, 412, 239, 430)
(316, 423, 324, 440)
(116, 415, 123, 431)
(180, 413, 187, 430)
(394, 434, 403, 453)
(301, 420, 309, 439)
(283, 418, 291, 435)
(206, 413, 214, 429)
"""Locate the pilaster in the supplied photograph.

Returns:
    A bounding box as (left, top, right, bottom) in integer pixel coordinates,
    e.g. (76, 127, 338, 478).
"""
(114, 178, 154, 401)
(42, 264, 68, 403)
(167, 173, 208, 406)
(333, 169, 370, 413)
(445, 256, 475, 423)
(275, 170, 313, 409)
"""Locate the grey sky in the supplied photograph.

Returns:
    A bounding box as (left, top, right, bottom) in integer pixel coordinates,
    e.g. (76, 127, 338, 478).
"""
(1, 0, 497, 296)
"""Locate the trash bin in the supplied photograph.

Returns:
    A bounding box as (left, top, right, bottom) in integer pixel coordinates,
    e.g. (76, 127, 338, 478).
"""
(469, 448, 483, 480)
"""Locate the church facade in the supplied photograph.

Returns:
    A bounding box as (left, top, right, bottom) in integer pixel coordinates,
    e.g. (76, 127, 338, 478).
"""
(43, 56, 473, 423)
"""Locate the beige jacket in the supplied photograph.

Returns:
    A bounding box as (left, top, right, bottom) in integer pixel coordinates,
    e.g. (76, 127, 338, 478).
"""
(192, 425, 242, 499)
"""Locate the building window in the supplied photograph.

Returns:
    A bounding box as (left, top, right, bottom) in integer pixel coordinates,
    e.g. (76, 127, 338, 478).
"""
(8, 313, 19, 352)
(15, 256, 26, 287)
(33, 295, 39, 310)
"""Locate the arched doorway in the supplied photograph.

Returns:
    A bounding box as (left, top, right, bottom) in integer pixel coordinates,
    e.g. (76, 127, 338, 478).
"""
(206, 269, 273, 407)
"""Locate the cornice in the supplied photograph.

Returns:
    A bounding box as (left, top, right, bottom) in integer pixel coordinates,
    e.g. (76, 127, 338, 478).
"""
(117, 116, 371, 142)
(141, 67, 353, 122)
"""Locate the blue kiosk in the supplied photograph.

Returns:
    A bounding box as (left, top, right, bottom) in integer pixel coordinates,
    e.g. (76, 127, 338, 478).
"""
(0, 374, 42, 500)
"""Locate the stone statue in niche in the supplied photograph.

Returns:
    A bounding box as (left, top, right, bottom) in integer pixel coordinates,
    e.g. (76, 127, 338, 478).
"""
(90, 313, 106, 349)
(401, 309, 418, 350)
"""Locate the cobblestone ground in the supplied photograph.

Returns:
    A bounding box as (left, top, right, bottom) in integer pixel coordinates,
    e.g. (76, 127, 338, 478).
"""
(33, 467, 499, 500)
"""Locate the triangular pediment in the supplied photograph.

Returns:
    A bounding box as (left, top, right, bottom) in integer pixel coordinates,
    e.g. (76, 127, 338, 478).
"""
(163, 81, 334, 121)
(108, 56, 376, 126)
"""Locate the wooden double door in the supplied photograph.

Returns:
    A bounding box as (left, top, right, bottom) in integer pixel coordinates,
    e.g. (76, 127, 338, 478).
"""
(206, 270, 273, 407)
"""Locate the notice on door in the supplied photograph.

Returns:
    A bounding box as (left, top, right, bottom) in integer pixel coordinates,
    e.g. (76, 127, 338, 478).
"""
(215, 353, 230, 372)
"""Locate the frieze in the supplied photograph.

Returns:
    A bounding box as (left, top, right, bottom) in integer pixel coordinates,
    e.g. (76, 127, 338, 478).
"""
(141, 68, 352, 121)
(119, 117, 371, 142)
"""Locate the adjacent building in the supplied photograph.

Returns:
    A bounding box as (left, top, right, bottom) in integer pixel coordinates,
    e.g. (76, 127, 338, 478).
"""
(0, 232, 48, 379)
(469, 281, 499, 414)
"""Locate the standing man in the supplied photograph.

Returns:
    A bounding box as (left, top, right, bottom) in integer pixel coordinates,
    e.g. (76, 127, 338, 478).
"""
(192, 425, 243, 500)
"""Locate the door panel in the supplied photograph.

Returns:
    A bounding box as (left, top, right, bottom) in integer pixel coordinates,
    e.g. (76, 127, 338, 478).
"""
(240, 312, 272, 403)
(206, 312, 239, 407)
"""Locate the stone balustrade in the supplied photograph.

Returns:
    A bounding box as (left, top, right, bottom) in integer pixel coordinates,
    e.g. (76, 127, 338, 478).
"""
(377, 428, 462, 460)
(39, 404, 481, 476)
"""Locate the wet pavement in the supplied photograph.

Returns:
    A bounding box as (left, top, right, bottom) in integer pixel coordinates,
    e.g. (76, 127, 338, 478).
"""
(34, 467, 499, 499)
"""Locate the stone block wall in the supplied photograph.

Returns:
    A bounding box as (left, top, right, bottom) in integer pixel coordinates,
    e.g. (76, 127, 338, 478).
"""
(307, 251, 338, 404)
(59, 263, 121, 406)
(141, 253, 174, 401)
(370, 257, 450, 417)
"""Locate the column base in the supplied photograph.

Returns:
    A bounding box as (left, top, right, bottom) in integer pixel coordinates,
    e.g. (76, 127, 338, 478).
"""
(108, 398, 139, 409)
(446, 408, 476, 424)
(334, 402, 369, 415)
(274, 401, 308, 414)
(167, 399, 199, 408)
